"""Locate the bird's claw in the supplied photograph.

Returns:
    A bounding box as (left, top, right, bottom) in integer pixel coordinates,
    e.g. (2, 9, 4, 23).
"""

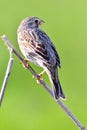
(32, 75, 43, 84)
(32, 72, 44, 84)
(23, 59, 29, 67)
(20, 58, 29, 68)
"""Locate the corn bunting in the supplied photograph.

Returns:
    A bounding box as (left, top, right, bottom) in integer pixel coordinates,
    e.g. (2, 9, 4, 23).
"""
(17, 16, 65, 100)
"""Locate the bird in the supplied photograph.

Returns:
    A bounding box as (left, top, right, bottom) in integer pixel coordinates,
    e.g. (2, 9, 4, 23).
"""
(17, 16, 65, 100)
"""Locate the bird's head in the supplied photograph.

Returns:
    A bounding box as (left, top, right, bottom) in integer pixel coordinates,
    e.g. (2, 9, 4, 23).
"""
(20, 16, 44, 29)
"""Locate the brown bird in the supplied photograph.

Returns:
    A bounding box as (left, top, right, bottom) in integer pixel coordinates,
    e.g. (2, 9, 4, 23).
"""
(17, 16, 65, 100)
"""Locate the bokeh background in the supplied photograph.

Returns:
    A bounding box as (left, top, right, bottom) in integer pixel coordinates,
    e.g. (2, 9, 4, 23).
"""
(0, 0, 87, 129)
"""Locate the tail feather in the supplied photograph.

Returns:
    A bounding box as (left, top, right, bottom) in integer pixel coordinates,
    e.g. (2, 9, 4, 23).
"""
(53, 78, 65, 99)
(45, 66, 65, 100)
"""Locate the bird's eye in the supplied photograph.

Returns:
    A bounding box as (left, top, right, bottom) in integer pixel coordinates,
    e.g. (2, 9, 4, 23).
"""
(35, 20, 38, 23)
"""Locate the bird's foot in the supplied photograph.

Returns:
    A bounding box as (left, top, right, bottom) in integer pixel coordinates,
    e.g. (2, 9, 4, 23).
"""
(20, 58, 29, 68)
(38, 70, 45, 78)
(33, 70, 45, 84)
(23, 59, 29, 67)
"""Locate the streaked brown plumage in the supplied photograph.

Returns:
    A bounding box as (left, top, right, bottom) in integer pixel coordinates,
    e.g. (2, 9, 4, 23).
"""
(17, 16, 65, 100)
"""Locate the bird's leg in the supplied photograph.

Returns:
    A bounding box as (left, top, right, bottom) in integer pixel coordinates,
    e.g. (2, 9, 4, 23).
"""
(23, 58, 29, 67)
(20, 58, 29, 68)
(38, 70, 45, 78)
(33, 70, 45, 84)
(37, 70, 45, 84)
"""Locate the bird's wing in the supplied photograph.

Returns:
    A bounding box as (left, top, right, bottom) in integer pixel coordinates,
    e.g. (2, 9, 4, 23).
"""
(35, 29, 61, 67)
(19, 30, 52, 67)
(19, 29, 60, 68)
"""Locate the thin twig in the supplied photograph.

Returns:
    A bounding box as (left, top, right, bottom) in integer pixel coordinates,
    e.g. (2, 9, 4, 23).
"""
(0, 48, 14, 106)
(1, 35, 86, 130)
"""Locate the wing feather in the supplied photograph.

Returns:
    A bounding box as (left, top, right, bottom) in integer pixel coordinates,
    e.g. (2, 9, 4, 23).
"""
(18, 29, 60, 68)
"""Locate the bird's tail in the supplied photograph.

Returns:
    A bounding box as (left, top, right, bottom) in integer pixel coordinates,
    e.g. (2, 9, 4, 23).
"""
(46, 66, 65, 100)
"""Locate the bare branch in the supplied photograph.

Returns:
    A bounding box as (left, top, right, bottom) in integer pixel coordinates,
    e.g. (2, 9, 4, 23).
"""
(1, 35, 86, 130)
(0, 48, 14, 106)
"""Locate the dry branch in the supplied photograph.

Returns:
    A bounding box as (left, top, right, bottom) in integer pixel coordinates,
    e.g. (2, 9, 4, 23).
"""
(0, 49, 14, 106)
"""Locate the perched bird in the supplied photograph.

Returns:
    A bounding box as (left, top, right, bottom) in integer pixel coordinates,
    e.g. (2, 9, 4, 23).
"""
(17, 16, 65, 100)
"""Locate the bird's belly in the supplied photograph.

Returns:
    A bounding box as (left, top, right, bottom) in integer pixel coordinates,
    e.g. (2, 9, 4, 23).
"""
(26, 52, 43, 67)
(18, 42, 43, 67)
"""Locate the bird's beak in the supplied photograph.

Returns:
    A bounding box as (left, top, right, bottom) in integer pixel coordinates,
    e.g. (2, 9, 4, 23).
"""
(39, 20, 45, 25)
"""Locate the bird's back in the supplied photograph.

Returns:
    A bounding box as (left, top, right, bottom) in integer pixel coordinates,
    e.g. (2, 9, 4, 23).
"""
(33, 28, 61, 68)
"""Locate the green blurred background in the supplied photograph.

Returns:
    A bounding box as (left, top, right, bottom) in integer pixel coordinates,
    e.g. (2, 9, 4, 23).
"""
(0, 0, 87, 129)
